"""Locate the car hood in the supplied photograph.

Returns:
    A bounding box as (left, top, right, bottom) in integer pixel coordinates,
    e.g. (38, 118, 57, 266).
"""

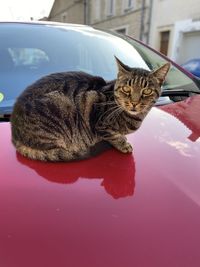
(1, 96, 200, 267)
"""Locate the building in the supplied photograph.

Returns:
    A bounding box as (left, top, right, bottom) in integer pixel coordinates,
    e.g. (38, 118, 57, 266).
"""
(89, 0, 152, 42)
(48, 0, 86, 24)
(48, 0, 200, 64)
(149, 0, 200, 64)
(48, 0, 153, 42)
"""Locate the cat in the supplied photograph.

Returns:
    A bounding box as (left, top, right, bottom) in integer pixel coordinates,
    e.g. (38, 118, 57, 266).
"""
(11, 57, 170, 162)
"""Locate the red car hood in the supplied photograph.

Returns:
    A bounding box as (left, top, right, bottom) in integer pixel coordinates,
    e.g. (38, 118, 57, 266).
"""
(1, 96, 200, 267)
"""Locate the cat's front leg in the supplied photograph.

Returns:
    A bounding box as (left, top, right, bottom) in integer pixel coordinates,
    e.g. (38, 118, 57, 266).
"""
(103, 132, 133, 153)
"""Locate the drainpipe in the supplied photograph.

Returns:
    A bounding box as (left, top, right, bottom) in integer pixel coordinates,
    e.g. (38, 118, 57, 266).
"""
(140, 0, 145, 41)
(146, 0, 153, 45)
(83, 0, 88, 24)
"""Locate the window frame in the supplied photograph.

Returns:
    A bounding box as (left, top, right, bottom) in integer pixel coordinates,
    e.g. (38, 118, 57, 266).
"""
(123, 0, 134, 12)
(106, 0, 115, 17)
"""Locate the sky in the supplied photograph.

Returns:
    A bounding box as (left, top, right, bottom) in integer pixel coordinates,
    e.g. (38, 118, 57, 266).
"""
(0, 0, 54, 20)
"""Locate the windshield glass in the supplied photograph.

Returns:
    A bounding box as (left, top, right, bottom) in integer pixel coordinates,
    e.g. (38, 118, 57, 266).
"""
(125, 36, 200, 93)
(0, 23, 199, 115)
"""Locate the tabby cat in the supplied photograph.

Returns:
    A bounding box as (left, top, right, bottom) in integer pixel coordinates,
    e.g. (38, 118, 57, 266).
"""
(11, 57, 170, 161)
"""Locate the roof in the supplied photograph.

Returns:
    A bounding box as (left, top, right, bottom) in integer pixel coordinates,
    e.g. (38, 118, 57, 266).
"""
(0, 20, 90, 28)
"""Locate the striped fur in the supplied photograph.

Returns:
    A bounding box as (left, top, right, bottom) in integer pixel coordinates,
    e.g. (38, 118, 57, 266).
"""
(11, 58, 170, 161)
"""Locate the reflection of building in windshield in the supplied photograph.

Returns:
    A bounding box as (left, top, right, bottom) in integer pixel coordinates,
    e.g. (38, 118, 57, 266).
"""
(130, 39, 199, 92)
(8, 48, 49, 67)
(160, 95, 200, 142)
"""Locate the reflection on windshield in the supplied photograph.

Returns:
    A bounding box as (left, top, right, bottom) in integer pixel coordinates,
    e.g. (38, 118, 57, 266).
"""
(160, 95, 200, 142)
(16, 148, 136, 199)
(126, 37, 200, 93)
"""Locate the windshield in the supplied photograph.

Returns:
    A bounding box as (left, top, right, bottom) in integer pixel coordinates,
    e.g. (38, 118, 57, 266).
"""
(126, 37, 200, 93)
(0, 22, 199, 115)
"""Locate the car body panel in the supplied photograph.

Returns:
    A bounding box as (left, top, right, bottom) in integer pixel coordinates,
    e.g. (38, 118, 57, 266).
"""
(1, 96, 200, 267)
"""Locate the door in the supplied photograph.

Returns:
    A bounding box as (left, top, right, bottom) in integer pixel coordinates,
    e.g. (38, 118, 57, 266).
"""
(178, 31, 200, 64)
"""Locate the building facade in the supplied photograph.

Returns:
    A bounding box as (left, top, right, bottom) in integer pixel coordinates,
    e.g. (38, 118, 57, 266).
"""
(48, 0, 200, 64)
(48, 0, 86, 24)
(48, 0, 152, 42)
(89, 0, 152, 42)
(149, 0, 200, 64)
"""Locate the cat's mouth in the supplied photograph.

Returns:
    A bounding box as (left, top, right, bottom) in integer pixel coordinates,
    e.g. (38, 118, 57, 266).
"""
(115, 98, 145, 115)
(129, 110, 140, 115)
(128, 106, 148, 116)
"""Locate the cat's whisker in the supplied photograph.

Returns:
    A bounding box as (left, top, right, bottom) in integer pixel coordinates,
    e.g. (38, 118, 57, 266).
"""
(103, 106, 123, 124)
(99, 104, 119, 116)
(113, 108, 123, 121)
(95, 101, 116, 106)
(97, 110, 113, 124)
(96, 105, 119, 124)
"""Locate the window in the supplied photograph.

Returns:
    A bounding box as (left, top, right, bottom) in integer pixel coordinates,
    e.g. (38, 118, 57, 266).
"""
(124, 0, 134, 11)
(106, 0, 115, 16)
(62, 12, 67, 22)
(115, 28, 127, 35)
(160, 31, 170, 56)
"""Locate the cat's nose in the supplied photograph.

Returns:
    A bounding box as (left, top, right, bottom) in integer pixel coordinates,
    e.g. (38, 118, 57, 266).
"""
(131, 104, 137, 111)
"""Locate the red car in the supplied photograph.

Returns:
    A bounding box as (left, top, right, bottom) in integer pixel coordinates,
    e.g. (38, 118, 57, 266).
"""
(1, 22, 200, 267)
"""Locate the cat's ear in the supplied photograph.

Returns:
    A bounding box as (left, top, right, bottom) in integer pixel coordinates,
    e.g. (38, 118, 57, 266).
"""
(152, 62, 171, 86)
(115, 56, 131, 78)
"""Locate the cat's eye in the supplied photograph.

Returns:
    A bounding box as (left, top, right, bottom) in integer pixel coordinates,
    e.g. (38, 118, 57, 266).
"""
(121, 86, 131, 95)
(143, 88, 153, 96)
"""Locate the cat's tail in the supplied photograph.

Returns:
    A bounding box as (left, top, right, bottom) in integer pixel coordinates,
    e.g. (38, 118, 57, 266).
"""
(13, 141, 112, 162)
(13, 141, 75, 162)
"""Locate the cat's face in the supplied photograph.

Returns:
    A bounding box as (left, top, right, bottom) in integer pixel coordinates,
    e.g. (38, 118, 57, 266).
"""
(114, 57, 170, 115)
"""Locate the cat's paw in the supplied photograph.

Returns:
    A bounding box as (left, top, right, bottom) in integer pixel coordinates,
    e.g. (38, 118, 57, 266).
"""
(118, 142, 133, 153)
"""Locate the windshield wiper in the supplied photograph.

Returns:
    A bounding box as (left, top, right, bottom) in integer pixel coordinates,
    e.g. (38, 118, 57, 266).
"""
(0, 114, 10, 122)
(155, 89, 200, 106)
(161, 89, 200, 97)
